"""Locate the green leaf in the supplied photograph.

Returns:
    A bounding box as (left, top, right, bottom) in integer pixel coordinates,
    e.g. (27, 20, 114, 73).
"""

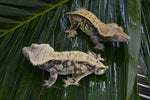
(0, 0, 69, 37)
(0, 0, 141, 100)
(0, 17, 21, 27)
(140, 0, 150, 84)
(0, 0, 48, 7)
(0, 5, 34, 16)
(126, 0, 141, 100)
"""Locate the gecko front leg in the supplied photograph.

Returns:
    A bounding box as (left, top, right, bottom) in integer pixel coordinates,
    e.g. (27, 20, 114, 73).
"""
(65, 17, 80, 38)
(63, 63, 93, 87)
(42, 68, 58, 88)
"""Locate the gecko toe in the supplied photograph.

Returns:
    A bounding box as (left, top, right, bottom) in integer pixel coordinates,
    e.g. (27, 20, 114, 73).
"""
(75, 83, 80, 86)
(63, 84, 68, 88)
(62, 79, 67, 83)
(47, 84, 52, 88)
(42, 80, 49, 86)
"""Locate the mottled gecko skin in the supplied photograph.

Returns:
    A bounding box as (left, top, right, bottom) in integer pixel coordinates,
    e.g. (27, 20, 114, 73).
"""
(65, 9, 130, 50)
(22, 44, 108, 88)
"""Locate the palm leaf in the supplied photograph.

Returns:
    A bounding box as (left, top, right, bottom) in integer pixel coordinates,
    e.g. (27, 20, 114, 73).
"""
(0, 0, 68, 37)
(126, 0, 141, 100)
(0, 0, 141, 100)
(140, 0, 150, 84)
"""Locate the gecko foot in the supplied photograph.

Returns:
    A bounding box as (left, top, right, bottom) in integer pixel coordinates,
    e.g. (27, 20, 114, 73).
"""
(94, 45, 104, 51)
(62, 77, 80, 87)
(42, 79, 54, 88)
(65, 30, 77, 38)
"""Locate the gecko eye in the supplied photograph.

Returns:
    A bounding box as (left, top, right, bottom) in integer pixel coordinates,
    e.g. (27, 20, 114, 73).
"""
(113, 34, 119, 39)
(31, 44, 39, 49)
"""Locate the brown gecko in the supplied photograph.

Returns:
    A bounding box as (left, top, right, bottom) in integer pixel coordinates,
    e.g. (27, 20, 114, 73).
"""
(65, 9, 130, 50)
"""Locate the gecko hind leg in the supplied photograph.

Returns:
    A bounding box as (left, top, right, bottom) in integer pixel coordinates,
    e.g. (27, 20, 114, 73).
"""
(90, 35, 105, 50)
(42, 68, 58, 88)
(87, 51, 104, 61)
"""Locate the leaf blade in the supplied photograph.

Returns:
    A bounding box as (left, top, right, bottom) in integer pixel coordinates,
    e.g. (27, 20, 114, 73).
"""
(126, 0, 141, 99)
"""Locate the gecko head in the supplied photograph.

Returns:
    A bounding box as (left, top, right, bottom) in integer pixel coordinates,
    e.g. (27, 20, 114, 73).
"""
(94, 66, 109, 75)
(22, 44, 54, 66)
(105, 23, 130, 42)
